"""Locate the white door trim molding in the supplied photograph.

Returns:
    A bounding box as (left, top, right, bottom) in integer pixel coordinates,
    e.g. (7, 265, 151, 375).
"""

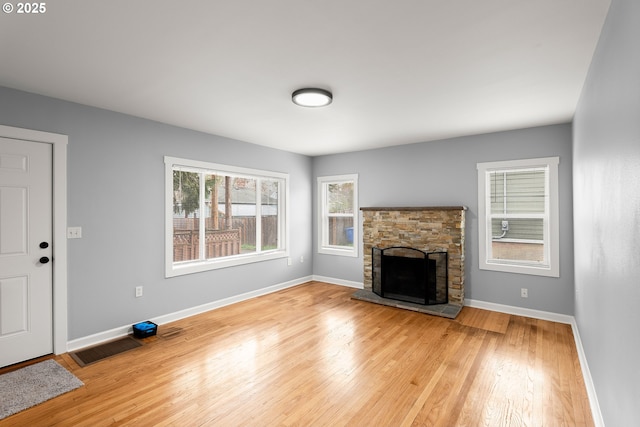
(0, 125, 68, 355)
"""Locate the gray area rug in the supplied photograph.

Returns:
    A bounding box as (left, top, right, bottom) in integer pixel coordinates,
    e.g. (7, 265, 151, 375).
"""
(0, 359, 84, 420)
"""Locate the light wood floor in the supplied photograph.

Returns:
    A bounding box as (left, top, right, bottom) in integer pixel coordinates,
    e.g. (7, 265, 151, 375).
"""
(1, 282, 593, 427)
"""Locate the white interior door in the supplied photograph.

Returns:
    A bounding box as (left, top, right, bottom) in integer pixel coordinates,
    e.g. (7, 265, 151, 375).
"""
(0, 137, 53, 368)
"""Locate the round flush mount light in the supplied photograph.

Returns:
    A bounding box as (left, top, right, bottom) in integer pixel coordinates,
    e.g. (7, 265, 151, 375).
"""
(292, 88, 333, 107)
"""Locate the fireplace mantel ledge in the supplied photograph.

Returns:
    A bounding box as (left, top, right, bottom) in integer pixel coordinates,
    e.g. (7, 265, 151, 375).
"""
(360, 206, 467, 211)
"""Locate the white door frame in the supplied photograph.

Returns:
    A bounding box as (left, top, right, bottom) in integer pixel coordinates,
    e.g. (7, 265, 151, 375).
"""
(0, 124, 68, 355)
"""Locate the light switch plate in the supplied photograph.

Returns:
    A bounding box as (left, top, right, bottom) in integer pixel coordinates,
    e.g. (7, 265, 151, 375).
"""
(67, 227, 82, 239)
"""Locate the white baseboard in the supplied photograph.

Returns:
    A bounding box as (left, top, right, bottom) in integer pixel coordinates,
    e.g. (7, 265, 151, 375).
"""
(311, 275, 363, 289)
(464, 298, 574, 324)
(465, 298, 604, 426)
(569, 318, 605, 427)
(67, 276, 312, 352)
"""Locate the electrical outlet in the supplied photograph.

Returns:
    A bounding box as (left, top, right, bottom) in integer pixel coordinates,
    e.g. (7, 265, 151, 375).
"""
(521, 288, 528, 298)
(135, 286, 143, 298)
(287, 257, 292, 266)
(300, 256, 304, 263)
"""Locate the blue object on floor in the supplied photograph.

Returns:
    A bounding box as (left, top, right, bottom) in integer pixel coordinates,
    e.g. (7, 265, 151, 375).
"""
(132, 321, 157, 338)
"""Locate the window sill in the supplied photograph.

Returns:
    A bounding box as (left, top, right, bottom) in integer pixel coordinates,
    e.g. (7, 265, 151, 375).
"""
(166, 250, 288, 278)
(480, 260, 559, 277)
(318, 246, 358, 258)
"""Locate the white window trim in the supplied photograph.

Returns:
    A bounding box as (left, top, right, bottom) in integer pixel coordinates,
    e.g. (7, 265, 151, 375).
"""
(477, 157, 560, 277)
(165, 156, 289, 278)
(317, 174, 359, 258)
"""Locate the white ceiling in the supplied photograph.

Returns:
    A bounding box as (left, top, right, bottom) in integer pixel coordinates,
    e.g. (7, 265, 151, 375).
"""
(0, 0, 611, 156)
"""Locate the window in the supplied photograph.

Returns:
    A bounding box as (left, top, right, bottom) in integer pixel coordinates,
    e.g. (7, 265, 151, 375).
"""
(165, 157, 288, 277)
(317, 174, 358, 257)
(477, 157, 559, 277)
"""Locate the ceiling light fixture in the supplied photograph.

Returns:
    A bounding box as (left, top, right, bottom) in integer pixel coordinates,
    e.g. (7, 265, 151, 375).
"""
(292, 88, 333, 107)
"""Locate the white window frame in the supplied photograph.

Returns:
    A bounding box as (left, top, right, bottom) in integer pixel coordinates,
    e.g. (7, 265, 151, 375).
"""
(165, 156, 289, 277)
(477, 157, 559, 277)
(317, 174, 359, 257)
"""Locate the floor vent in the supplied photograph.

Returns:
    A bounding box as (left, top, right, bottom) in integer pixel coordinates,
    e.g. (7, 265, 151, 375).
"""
(70, 336, 142, 367)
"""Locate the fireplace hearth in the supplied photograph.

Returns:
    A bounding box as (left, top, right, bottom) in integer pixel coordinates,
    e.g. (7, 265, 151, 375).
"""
(372, 247, 448, 305)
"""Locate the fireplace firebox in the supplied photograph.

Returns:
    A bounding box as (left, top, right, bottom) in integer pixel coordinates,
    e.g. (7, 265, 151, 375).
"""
(372, 247, 448, 305)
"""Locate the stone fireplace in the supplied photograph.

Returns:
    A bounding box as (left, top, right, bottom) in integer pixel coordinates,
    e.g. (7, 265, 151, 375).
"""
(358, 206, 466, 316)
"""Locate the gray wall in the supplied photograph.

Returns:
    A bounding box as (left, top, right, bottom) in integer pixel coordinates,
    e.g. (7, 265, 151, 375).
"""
(573, 0, 640, 424)
(313, 124, 575, 314)
(0, 86, 313, 340)
(0, 87, 576, 336)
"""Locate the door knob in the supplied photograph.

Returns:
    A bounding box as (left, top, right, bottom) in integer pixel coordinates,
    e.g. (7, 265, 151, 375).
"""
(40, 242, 49, 249)
(39, 257, 50, 264)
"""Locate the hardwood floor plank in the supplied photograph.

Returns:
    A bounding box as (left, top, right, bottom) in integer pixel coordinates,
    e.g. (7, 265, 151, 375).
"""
(0, 282, 593, 427)
(456, 306, 510, 335)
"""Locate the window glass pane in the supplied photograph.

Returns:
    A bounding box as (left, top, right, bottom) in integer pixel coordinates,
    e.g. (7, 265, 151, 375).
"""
(490, 170, 545, 215)
(491, 239, 544, 262)
(173, 170, 200, 262)
(505, 170, 546, 214)
(205, 175, 248, 258)
(204, 174, 234, 259)
(489, 171, 505, 214)
(328, 216, 354, 247)
(487, 168, 547, 264)
(328, 182, 353, 214)
(261, 179, 279, 250)
(205, 174, 221, 231)
(491, 218, 544, 241)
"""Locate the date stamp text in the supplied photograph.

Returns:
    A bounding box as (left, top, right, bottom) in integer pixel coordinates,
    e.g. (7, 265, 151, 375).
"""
(3, 3, 47, 14)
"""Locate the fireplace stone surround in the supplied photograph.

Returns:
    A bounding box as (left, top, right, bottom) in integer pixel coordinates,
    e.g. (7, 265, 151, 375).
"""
(357, 206, 466, 317)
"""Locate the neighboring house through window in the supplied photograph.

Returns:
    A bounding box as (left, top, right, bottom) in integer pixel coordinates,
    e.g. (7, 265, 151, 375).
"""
(165, 156, 289, 277)
(477, 157, 559, 277)
(317, 174, 358, 257)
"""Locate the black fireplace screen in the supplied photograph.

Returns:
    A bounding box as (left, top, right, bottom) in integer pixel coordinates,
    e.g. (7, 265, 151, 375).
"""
(372, 247, 447, 305)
